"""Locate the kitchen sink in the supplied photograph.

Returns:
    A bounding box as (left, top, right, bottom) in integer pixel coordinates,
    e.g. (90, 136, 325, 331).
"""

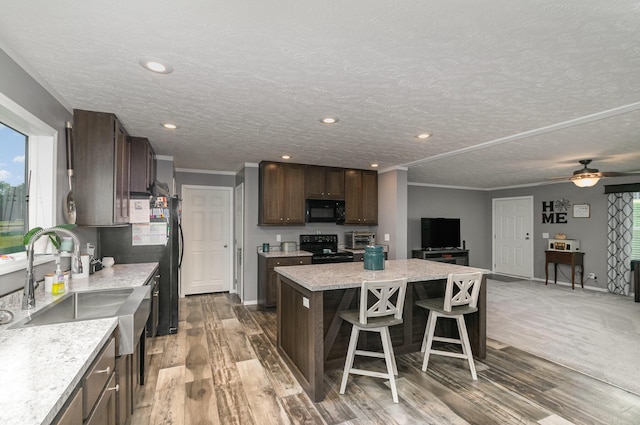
(12, 286, 151, 355)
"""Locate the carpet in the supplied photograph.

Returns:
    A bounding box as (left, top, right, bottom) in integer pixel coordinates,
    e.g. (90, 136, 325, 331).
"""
(486, 278, 640, 396)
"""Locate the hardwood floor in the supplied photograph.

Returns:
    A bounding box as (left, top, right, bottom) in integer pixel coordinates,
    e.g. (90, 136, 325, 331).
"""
(131, 293, 640, 425)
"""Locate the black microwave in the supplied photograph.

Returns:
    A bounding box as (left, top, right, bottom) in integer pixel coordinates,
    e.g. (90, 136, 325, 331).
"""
(305, 199, 345, 223)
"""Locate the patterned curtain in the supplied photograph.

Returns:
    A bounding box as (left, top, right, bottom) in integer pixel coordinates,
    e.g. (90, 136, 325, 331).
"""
(607, 192, 633, 295)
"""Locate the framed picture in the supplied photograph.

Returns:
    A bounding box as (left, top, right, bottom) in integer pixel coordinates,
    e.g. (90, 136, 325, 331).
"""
(573, 204, 590, 218)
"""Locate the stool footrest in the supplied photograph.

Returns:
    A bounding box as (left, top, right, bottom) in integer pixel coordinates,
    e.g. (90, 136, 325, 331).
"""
(430, 349, 468, 359)
(354, 349, 386, 359)
(433, 336, 462, 344)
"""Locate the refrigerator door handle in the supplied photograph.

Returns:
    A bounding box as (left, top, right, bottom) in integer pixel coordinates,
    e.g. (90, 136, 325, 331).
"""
(178, 223, 184, 269)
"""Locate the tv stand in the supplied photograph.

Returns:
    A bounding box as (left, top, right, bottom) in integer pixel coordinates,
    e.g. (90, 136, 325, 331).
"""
(412, 248, 469, 266)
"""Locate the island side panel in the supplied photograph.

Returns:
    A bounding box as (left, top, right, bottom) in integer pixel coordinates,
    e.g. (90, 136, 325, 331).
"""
(277, 274, 325, 402)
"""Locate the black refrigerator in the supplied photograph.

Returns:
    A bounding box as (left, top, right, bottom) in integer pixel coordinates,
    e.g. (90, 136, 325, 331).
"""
(99, 195, 182, 336)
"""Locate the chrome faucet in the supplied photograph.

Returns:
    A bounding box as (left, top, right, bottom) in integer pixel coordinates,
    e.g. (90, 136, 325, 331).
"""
(23, 227, 83, 310)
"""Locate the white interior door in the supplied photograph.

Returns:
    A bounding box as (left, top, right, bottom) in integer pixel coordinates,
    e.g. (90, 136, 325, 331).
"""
(181, 185, 233, 295)
(234, 183, 244, 301)
(493, 196, 533, 277)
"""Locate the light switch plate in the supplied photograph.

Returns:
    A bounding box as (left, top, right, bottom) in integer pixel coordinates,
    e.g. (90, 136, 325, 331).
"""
(384, 233, 390, 241)
(542, 232, 549, 239)
(276, 234, 281, 242)
(302, 297, 309, 308)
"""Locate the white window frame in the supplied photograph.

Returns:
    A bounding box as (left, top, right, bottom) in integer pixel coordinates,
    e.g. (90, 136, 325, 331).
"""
(0, 92, 57, 276)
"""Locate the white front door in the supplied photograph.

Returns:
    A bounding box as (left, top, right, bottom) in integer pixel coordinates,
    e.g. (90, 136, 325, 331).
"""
(181, 185, 233, 295)
(493, 196, 533, 277)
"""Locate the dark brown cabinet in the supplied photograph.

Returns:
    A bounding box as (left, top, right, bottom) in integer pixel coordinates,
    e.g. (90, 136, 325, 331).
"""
(259, 161, 306, 225)
(54, 388, 83, 425)
(344, 169, 378, 225)
(258, 255, 312, 307)
(129, 137, 155, 195)
(305, 165, 344, 200)
(73, 109, 130, 226)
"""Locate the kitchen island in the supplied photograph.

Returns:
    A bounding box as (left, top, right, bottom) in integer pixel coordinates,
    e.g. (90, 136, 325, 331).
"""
(275, 259, 487, 402)
(0, 262, 158, 425)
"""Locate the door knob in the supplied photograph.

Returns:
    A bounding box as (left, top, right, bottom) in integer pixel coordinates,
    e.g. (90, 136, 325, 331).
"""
(224, 244, 228, 248)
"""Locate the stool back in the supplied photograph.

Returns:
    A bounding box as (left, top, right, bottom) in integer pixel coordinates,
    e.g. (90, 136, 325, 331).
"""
(359, 278, 407, 324)
(444, 272, 483, 312)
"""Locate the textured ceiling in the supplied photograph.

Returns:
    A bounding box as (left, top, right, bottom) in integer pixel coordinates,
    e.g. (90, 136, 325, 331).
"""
(1, 0, 639, 189)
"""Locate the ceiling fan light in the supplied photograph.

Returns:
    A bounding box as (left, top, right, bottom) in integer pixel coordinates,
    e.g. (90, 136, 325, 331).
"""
(572, 176, 600, 188)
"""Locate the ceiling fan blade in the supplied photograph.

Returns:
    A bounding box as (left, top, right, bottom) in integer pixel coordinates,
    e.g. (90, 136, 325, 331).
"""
(545, 175, 574, 181)
(599, 171, 640, 177)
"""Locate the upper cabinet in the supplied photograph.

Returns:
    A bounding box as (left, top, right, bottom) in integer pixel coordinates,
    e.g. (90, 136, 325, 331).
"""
(344, 169, 378, 225)
(305, 166, 345, 200)
(73, 109, 130, 226)
(259, 161, 306, 225)
(129, 137, 155, 195)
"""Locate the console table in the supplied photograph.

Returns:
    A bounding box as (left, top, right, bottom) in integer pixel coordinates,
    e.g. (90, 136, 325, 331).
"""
(545, 250, 584, 290)
(412, 249, 469, 266)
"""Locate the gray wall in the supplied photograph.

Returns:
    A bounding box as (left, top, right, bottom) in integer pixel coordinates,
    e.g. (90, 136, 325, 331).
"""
(407, 185, 492, 269)
(0, 49, 99, 297)
(489, 175, 640, 290)
(378, 169, 408, 260)
(175, 171, 236, 194)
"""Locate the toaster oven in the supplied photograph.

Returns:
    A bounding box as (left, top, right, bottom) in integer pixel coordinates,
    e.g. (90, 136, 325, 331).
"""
(345, 231, 375, 249)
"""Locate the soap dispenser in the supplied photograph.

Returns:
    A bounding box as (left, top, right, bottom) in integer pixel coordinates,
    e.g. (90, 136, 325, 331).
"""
(52, 263, 65, 296)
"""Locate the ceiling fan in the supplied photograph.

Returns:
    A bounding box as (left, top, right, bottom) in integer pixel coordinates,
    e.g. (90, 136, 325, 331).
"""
(549, 159, 639, 188)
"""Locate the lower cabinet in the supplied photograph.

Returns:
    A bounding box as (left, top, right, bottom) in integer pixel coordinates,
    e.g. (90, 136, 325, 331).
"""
(55, 388, 83, 425)
(85, 373, 118, 425)
(54, 328, 136, 425)
(116, 355, 132, 425)
(83, 337, 117, 423)
(258, 255, 312, 308)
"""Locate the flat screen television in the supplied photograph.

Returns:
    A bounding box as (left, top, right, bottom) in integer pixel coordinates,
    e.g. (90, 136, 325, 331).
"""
(421, 218, 461, 249)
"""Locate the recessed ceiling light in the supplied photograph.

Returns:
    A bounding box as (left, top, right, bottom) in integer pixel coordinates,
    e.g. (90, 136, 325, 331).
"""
(320, 117, 339, 124)
(416, 133, 432, 140)
(163, 123, 177, 129)
(371, 163, 379, 168)
(281, 155, 291, 160)
(139, 57, 174, 74)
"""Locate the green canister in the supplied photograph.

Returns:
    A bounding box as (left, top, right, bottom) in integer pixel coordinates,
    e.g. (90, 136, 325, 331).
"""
(364, 245, 385, 270)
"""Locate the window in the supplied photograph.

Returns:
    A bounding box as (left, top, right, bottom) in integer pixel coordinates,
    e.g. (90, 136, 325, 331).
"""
(0, 122, 28, 255)
(0, 92, 56, 278)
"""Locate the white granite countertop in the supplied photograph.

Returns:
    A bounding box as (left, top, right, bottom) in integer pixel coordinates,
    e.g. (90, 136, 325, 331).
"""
(275, 258, 487, 291)
(2, 262, 159, 327)
(0, 262, 158, 425)
(259, 250, 313, 258)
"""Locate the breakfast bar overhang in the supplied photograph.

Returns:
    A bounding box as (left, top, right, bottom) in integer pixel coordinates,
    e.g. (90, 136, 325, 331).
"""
(275, 259, 487, 402)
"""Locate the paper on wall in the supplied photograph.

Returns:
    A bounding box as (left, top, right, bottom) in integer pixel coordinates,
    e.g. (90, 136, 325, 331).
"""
(129, 199, 151, 223)
(132, 222, 168, 246)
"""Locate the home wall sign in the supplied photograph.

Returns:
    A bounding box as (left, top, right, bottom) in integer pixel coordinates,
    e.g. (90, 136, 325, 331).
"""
(542, 198, 570, 223)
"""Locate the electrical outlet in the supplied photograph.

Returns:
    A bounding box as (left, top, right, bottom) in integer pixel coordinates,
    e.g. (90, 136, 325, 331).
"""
(302, 297, 309, 308)
(276, 234, 281, 242)
(384, 233, 390, 241)
(588, 273, 596, 280)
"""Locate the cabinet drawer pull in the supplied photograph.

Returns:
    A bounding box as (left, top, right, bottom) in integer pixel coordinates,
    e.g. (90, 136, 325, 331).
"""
(95, 367, 111, 375)
(106, 384, 120, 392)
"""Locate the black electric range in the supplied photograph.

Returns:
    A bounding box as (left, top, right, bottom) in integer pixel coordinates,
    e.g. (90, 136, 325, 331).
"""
(299, 234, 354, 264)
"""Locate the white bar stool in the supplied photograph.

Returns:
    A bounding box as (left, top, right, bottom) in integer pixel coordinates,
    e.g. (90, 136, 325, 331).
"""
(416, 271, 483, 379)
(339, 278, 407, 403)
